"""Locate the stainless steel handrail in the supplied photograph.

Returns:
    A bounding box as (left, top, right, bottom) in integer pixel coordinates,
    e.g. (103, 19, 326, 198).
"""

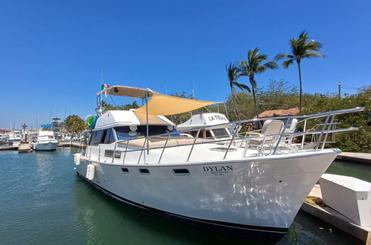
(187, 129, 200, 162)
(137, 138, 147, 164)
(158, 132, 170, 164)
(105, 126, 357, 163)
(99, 107, 363, 165)
(223, 123, 238, 159)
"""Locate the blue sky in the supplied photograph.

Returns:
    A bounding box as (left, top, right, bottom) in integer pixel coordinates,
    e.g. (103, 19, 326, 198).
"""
(1, 0, 370, 128)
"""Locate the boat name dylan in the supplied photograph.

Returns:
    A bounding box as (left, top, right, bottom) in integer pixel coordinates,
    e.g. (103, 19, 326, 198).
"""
(203, 165, 233, 175)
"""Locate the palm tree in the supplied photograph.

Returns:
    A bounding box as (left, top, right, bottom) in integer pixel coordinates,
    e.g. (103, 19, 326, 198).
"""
(239, 48, 278, 117)
(275, 31, 324, 112)
(226, 63, 251, 119)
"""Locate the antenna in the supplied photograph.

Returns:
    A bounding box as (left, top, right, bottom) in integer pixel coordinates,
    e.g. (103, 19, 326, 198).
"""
(100, 68, 104, 84)
(191, 82, 195, 98)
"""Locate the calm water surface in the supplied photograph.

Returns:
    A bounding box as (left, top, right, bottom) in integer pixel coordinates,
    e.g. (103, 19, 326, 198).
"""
(0, 148, 367, 245)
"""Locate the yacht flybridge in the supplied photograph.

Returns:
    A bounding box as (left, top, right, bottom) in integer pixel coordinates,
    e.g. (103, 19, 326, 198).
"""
(74, 85, 364, 239)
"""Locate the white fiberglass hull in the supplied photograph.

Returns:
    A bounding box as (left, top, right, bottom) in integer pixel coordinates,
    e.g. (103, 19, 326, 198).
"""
(75, 149, 338, 236)
(32, 141, 58, 151)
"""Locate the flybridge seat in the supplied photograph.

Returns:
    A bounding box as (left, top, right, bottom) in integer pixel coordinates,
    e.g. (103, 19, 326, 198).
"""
(246, 120, 285, 147)
(284, 118, 299, 143)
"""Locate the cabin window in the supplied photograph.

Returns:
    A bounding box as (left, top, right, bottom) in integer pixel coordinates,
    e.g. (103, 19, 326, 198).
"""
(89, 130, 106, 145)
(100, 130, 107, 144)
(199, 129, 212, 139)
(212, 128, 230, 138)
(88, 132, 95, 145)
(103, 129, 115, 144)
(104, 150, 113, 158)
(189, 131, 198, 137)
(115, 127, 131, 140)
(139, 168, 150, 174)
(121, 168, 129, 173)
(89, 131, 97, 145)
(105, 150, 121, 159)
(114, 151, 121, 158)
(173, 169, 190, 175)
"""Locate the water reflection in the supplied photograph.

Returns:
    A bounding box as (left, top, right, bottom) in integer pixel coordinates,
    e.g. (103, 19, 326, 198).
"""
(0, 149, 364, 245)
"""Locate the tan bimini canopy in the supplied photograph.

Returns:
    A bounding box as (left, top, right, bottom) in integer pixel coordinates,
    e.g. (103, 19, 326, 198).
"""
(133, 112, 174, 125)
(135, 94, 217, 116)
(97, 85, 154, 98)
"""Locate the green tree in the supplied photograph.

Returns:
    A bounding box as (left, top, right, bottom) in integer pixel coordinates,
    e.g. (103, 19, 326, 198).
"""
(239, 48, 278, 117)
(275, 31, 324, 112)
(64, 115, 86, 135)
(226, 63, 251, 119)
(102, 100, 139, 112)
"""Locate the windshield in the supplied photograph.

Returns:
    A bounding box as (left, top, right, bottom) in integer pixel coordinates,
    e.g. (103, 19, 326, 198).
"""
(115, 125, 176, 140)
(212, 128, 230, 138)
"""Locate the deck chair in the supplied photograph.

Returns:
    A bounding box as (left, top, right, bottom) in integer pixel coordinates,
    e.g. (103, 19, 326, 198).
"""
(245, 120, 284, 153)
(283, 118, 298, 144)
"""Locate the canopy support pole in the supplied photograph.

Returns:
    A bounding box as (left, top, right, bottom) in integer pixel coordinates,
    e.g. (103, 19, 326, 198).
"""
(145, 90, 149, 154)
(223, 103, 230, 120)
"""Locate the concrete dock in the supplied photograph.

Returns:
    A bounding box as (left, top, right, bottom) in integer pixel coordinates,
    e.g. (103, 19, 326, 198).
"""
(0, 145, 18, 151)
(0, 142, 84, 152)
(58, 142, 84, 148)
(336, 152, 371, 164)
(302, 184, 371, 244)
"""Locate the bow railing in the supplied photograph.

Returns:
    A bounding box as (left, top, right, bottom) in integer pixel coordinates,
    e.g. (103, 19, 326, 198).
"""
(81, 107, 364, 165)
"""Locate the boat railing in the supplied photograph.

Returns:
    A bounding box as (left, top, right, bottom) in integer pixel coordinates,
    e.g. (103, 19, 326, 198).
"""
(84, 107, 364, 164)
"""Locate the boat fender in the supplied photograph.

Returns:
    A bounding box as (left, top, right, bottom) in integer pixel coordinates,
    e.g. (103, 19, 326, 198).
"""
(74, 153, 81, 166)
(86, 164, 95, 180)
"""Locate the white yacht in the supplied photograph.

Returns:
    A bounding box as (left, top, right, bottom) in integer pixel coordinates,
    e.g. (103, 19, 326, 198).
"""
(74, 85, 363, 239)
(32, 130, 58, 151)
(7, 130, 21, 147)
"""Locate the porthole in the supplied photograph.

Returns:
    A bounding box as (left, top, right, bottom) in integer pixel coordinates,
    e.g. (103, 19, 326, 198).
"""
(139, 168, 150, 174)
(173, 169, 190, 175)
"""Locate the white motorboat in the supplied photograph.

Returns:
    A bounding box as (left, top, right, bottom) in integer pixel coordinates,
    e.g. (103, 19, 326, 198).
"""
(73, 85, 364, 240)
(32, 130, 58, 151)
(7, 130, 21, 147)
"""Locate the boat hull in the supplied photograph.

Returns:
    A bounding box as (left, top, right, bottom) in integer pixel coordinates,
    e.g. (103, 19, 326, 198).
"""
(76, 172, 287, 241)
(75, 149, 338, 237)
(32, 142, 58, 151)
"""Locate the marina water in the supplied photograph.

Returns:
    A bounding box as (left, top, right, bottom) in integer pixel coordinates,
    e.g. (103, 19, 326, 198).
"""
(0, 148, 367, 244)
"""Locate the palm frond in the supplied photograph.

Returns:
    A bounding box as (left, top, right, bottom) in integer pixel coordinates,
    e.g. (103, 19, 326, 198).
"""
(264, 61, 278, 69)
(302, 50, 324, 58)
(233, 81, 251, 93)
(256, 65, 267, 73)
(306, 41, 322, 50)
(226, 63, 239, 86)
(238, 61, 249, 76)
(287, 31, 324, 62)
(283, 59, 294, 68)
(275, 53, 289, 61)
